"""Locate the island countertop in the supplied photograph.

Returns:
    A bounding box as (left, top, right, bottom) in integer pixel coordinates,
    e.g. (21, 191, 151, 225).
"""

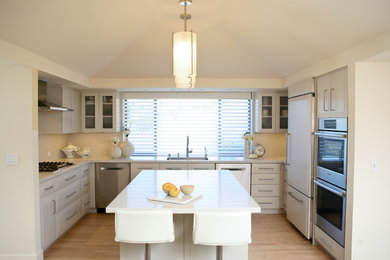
(106, 170, 261, 214)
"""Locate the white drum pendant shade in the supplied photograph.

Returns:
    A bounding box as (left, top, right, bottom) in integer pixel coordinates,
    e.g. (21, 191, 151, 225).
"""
(173, 31, 197, 89)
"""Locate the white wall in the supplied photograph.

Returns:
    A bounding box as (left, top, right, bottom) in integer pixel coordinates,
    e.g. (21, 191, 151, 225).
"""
(350, 62, 390, 259)
(0, 65, 42, 259)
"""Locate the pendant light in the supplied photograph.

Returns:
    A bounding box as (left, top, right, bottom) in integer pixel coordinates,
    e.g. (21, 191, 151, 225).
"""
(173, 0, 197, 89)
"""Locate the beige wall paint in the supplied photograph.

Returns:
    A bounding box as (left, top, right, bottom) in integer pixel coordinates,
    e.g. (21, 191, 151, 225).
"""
(351, 62, 390, 259)
(38, 134, 69, 161)
(0, 66, 42, 259)
(252, 133, 286, 158)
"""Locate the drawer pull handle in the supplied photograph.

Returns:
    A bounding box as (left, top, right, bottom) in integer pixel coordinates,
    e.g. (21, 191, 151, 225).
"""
(193, 168, 209, 170)
(258, 189, 273, 192)
(65, 175, 76, 181)
(83, 169, 88, 173)
(319, 237, 333, 249)
(65, 191, 77, 199)
(166, 168, 181, 170)
(257, 167, 274, 170)
(84, 201, 90, 206)
(83, 183, 89, 187)
(44, 185, 54, 191)
(139, 168, 153, 170)
(66, 211, 77, 221)
(258, 178, 274, 181)
(221, 168, 246, 171)
(288, 191, 303, 203)
(259, 202, 273, 205)
(52, 200, 56, 214)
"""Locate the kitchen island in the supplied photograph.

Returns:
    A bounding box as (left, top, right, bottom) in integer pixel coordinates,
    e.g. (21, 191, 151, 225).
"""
(106, 170, 261, 260)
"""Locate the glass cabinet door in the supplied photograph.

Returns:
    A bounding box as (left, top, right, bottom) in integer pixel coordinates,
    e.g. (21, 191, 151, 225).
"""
(101, 95, 113, 129)
(279, 95, 288, 131)
(84, 94, 96, 129)
(261, 95, 274, 131)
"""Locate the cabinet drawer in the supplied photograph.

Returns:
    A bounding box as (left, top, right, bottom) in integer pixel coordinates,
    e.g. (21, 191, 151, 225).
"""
(81, 176, 90, 195)
(56, 198, 81, 238)
(252, 196, 280, 209)
(252, 174, 280, 185)
(40, 179, 55, 198)
(131, 163, 159, 180)
(80, 165, 89, 177)
(159, 164, 187, 170)
(55, 169, 80, 190)
(252, 164, 280, 174)
(315, 225, 344, 260)
(286, 185, 311, 239)
(187, 164, 215, 170)
(81, 193, 90, 216)
(251, 184, 279, 196)
(55, 180, 81, 212)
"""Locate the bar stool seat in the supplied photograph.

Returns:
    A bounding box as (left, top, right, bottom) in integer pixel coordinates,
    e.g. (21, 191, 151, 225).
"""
(115, 209, 175, 260)
(193, 211, 251, 259)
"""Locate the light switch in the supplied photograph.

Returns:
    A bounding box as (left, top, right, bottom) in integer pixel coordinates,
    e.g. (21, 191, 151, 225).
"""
(370, 158, 380, 173)
(6, 153, 18, 165)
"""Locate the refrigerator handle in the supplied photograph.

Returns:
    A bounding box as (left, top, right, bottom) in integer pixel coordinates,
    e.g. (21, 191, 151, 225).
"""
(324, 89, 328, 111)
(285, 133, 291, 165)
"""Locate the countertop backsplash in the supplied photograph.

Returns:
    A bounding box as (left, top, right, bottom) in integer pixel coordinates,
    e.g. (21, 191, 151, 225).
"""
(39, 132, 286, 161)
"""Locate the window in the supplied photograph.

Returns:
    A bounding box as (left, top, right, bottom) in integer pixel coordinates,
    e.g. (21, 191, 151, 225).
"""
(122, 96, 251, 157)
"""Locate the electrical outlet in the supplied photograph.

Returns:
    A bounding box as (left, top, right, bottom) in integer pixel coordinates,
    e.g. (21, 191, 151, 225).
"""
(47, 151, 52, 157)
(6, 153, 18, 165)
(371, 158, 380, 173)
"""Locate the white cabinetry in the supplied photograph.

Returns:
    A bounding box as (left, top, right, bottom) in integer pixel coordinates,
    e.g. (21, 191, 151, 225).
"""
(81, 92, 119, 132)
(317, 67, 348, 118)
(159, 163, 187, 170)
(39, 86, 81, 134)
(254, 92, 288, 133)
(251, 163, 283, 213)
(187, 164, 215, 170)
(130, 163, 159, 180)
(39, 164, 90, 250)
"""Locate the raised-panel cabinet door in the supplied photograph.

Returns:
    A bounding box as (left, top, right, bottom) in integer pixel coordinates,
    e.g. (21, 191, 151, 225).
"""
(40, 193, 56, 250)
(330, 67, 348, 118)
(317, 74, 331, 118)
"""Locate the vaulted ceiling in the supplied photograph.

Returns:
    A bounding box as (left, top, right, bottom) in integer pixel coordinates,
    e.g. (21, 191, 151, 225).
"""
(1, 0, 390, 79)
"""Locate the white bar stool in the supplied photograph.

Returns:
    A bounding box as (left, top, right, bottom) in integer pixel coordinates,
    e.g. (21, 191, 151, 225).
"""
(115, 209, 175, 260)
(193, 211, 252, 260)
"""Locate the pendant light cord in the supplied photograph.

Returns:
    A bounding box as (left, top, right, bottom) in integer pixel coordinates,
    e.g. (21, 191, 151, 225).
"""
(184, 1, 187, 31)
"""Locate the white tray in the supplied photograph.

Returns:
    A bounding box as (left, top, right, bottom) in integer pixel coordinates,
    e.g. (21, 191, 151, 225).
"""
(148, 193, 202, 205)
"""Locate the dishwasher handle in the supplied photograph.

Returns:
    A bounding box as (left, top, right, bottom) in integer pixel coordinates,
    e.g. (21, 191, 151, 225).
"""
(220, 168, 247, 171)
(100, 167, 126, 171)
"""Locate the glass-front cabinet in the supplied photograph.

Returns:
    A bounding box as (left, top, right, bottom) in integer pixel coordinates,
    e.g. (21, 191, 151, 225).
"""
(81, 92, 118, 132)
(254, 92, 288, 133)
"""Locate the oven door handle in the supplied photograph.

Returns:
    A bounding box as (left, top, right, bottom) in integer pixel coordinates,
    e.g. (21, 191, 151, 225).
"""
(314, 132, 347, 139)
(314, 180, 345, 197)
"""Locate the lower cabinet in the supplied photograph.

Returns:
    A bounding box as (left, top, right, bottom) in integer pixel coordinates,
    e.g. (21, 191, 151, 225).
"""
(251, 163, 284, 213)
(40, 193, 56, 250)
(40, 164, 90, 250)
(130, 163, 159, 180)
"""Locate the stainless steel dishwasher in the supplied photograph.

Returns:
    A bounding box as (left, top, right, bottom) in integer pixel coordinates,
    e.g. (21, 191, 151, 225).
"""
(95, 163, 130, 212)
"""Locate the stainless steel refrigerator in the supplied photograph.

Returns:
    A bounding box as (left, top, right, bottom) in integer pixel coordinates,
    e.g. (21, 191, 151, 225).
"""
(286, 78, 315, 239)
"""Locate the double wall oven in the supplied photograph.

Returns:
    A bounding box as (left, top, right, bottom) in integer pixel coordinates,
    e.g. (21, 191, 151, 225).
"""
(314, 118, 347, 247)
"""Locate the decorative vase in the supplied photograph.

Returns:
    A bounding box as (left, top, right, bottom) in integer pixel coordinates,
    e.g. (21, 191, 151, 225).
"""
(245, 140, 250, 158)
(111, 143, 122, 159)
(121, 136, 135, 158)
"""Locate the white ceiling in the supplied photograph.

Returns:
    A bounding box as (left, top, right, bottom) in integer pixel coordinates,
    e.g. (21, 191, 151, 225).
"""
(1, 0, 390, 79)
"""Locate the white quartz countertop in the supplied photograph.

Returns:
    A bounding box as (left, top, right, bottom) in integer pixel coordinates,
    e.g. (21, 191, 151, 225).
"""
(106, 170, 261, 214)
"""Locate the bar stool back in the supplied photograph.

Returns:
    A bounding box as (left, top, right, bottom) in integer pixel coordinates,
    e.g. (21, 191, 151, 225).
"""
(115, 209, 175, 260)
(193, 211, 252, 260)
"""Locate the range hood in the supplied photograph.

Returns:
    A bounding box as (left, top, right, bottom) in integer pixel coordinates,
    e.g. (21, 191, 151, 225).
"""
(38, 80, 73, 112)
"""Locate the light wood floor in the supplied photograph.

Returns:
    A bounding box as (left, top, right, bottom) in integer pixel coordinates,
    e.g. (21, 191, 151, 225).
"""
(44, 213, 331, 260)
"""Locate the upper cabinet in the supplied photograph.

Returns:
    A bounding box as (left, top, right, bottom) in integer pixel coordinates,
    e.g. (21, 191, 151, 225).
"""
(317, 67, 348, 118)
(81, 92, 120, 132)
(39, 86, 81, 134)
(254, 92, 288, 133)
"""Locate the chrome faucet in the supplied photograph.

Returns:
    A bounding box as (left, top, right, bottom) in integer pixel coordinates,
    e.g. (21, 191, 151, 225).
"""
(186, 136, 192, 158)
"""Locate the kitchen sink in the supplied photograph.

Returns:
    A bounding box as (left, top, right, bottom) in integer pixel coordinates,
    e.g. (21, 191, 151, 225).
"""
(167, 156, 208, 160)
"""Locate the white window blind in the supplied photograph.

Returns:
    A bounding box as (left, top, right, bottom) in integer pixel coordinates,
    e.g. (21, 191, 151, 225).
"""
(123, 98, 251, 157)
